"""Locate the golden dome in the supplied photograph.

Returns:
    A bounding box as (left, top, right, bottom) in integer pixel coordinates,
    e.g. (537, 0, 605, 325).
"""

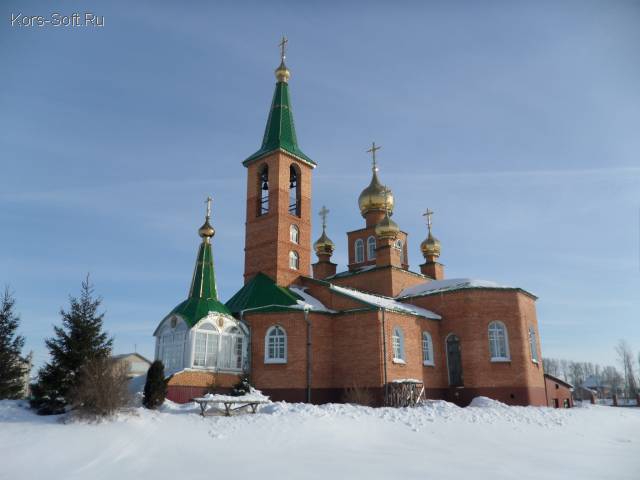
(420, 232, 441, 259)
(375, 213, 399, 239)
(198, 218, 215, 240)
(275, 60, 290, 83)
(358, 169, 394, 217)
(313, 230, 335, 255)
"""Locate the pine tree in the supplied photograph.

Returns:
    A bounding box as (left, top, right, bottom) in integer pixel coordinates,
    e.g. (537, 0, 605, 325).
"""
(143, 360, 167, 409)
(30, 276, 113, 414)
(0, 287, 26, 399)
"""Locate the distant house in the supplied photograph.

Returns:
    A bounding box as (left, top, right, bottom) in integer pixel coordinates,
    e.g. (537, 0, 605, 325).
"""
(111, 353, 152, 378)
(583, 375, 609, 399)
(573, 385, 598, 405)
(544, 373, 573, 408)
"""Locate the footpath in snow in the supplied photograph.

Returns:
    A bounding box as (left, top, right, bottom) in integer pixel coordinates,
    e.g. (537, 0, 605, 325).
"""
(0, 397, 638, 480)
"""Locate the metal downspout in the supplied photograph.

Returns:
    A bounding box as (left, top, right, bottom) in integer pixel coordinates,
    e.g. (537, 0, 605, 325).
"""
(381, 307, 388, 405)
(304, 307, 312, 403)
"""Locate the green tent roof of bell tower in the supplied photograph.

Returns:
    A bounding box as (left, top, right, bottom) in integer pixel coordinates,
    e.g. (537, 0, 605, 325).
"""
(243, 79, 316, 168)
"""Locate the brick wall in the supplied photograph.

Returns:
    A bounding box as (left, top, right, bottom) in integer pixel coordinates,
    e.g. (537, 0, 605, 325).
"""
(244, 151, 313, 286)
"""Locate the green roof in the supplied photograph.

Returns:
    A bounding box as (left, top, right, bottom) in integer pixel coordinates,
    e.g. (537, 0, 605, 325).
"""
(225, 272, 302, 315)
(243, 80, 315, 167)
(170, 240, 231, 327)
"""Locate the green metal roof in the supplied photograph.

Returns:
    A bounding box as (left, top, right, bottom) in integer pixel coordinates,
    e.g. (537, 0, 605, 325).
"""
(169, 240, 231, 327)
(225, 272, 302, 315)
(243, 81, 315, 167)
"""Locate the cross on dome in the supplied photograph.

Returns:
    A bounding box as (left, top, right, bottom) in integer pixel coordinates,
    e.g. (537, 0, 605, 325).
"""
(319, 205, 330, 230)
(279, 35, 288, 62)
(366, 141, 382, 172)
(205, 196, 213, 219)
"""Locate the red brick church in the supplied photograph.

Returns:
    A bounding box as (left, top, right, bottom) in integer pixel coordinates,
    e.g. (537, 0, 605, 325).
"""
(153, 42, 546, 407)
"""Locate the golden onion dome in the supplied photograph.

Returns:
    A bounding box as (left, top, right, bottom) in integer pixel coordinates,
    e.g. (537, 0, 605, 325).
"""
(275, 60, 290, 83)
(358, 169, 394, 217)
(420, 232, 441, 258)
(375, 213, 400, 239)
(198, 218, 215, 240)
(313, 230, 335, 255)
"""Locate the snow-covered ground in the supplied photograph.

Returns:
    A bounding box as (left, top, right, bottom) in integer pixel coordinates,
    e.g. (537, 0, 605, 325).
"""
(0, 398, 638, 480)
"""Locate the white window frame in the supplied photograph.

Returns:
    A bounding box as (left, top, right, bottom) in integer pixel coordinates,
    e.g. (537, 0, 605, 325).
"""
(422, 331, 434, 366)
(394, 239, 405, 264)
(367, 236, 376, 260)
(529, 326, 539, 363)
(392, 326, 405, 363)
(488, 321, 510, 362)
(192, 320, 246, 372)
(289, 250, 299, 270)
(355, 239, 364, 263)
(290, 224, 299, 244)
(265, 325, 287, 364)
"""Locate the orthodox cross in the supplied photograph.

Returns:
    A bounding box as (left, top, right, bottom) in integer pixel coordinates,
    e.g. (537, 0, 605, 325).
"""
(366, 142, 381, 171)
(279, 35, 288, 61)
(319, 205, 329, 230)
(205, 196, 212, 219)
(423, 208, 434, 232)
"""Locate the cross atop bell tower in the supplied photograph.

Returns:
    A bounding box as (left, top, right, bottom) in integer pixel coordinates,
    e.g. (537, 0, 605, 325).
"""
(241, 39, 315, 286)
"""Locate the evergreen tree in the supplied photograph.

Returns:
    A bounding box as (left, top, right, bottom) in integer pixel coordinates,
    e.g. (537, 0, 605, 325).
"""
(0, 287, 26, 399)
(143, 360, 167, 409)
(30, 276, 113, 414)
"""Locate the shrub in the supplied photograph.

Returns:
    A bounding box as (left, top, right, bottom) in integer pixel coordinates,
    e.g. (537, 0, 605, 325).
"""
(342, 384, 373, 406)
(68, 357, 130, 419)
(143, 360, 167, 409)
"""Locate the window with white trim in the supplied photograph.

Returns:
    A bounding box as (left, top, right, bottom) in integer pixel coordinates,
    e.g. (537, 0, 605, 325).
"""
(367, 236, 376, 260)
(290, 224, 299, 244)
(289, 250, 299, 270)
(422, 331, 434, 366)
(394, 239, 405, 264)
(355, 239, 364, 263)
(529, 326, 539, 363)
(265, 325, 287, 363)
(392, 327, 405, 362)
(193, 323, 219, 368)
(488, 321, 510, 361)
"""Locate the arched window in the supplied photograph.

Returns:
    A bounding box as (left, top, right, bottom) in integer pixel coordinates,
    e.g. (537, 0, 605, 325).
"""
(218, 325, 245, 370)
(265, 325, 287, 363)
(392, 327, 405, 362)
(289, 250, 299, 270)
(422, 331, 434, 366)
(289, 165, 301, 216)
(355, 239, 364, 263)
(258, 164, 269, 216)
(488, 321, 510, 361)
(194, 323, 220, 368)
(529, 326, 539, 363)
(290, 224, 299, 244)
(394, 239, 405, 264)
(367, 236, 376, 260)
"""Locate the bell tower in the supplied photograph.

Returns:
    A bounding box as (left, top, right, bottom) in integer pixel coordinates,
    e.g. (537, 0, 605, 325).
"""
(242, 37, 316, 286)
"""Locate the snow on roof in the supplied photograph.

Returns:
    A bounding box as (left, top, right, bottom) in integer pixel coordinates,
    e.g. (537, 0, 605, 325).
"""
(329, 285, 441, 320)
(288, 286, 336, 313)
(397, 278, 522, 298)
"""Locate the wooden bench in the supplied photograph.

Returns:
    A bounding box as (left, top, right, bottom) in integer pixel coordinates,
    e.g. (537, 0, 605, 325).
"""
(193, 397, 270, 417)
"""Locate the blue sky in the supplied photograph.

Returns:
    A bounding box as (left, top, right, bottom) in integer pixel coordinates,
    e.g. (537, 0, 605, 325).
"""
(2, 0, 639, 369)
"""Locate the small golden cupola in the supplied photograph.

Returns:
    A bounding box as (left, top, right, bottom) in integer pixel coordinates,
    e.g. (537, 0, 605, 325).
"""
(420, 208, 441, 259)
(313, 206, 335, 256)
(374, 187, 400, 239)
(275, 35, 291, 83)
(358, 142, 394, 218)
(198, 196, 216, 242)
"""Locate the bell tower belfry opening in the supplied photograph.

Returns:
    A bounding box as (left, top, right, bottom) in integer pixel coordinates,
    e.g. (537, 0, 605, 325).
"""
(242, 37, 316, 287)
